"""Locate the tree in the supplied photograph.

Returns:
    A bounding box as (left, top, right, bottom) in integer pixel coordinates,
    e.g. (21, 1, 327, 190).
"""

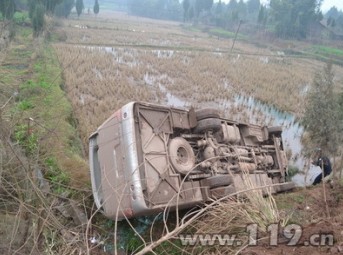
(337, 14, 343, 28)
(215, 0, 223, 15)
(54, 0, 74, 18)
(238, 0, 247, 18)
(182, 0, 190, 22)
(327, 16, 337, 28)
(231, 10, 239, 23)
(32, 2, 45, 36)
(194, 0, 213, 16)
(28, 0, 63, 17)
(302, 62, 340, 156)
(44, 0, 63, 14)
(258, 5, 265, 24)
(327, 16, 332, 26)
(270, 0, 323, 39)
(166, 0, 182, 21)
(189, 6, 194, 20)
(76, 0, 84, 17)
(325, 6, 339, 19)
(228, 0, 238, 11)
(94, 0, 99, 15)
(0, 0, 16, 20)
(331, 18, 336, 27)
(195, 0, 202, 18)
(247, 0, 260, 14)
(203, 0, 213, 12)
(14, 0, 28, 11)
(127, 0, 182, 21)
(28, 0, 35, 18)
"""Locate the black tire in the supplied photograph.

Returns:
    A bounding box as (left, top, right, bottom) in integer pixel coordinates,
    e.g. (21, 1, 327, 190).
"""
(268, 126, 282, 138)
(195, 108, 220, 121)
(168, 137, 195, 175)
(201, 175, 233, 188)
(279, 182, 295, 192)
(194, 118, 221, 133)
(210, 185, 236, 198)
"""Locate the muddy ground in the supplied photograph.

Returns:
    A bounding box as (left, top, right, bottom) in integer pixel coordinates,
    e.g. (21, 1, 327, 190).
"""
(242, 183, 343, 255)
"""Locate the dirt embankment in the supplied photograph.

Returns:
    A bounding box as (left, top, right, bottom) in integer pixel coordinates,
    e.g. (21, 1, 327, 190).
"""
(242, 183, 343, 255)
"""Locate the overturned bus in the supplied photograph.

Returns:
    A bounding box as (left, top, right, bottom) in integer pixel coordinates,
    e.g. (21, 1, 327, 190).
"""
(89, 101, 294, 220)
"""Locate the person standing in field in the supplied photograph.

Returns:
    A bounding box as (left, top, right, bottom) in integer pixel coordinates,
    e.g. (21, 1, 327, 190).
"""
(312, 151, 332, 185)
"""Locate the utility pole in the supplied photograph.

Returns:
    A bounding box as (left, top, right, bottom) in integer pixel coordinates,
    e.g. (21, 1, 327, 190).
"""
(231, 20, 242, 53)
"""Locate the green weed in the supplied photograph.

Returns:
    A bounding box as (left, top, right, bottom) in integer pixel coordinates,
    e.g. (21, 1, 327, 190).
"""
(153, 240, 185, 254)
(14, 124, 38, 155)
(13, 12, 30, 25)
(127, 235, 144, 254)
(17, 99, 34, 110)
(182, 25, 201, 33)
(287, 165, 299, 181)
(292, 194, 305, 203)
(276, 192, 304, 210)
(313, 45, 343, 57)
(45, 157, 71, 194)
(209, 28, 247, 40)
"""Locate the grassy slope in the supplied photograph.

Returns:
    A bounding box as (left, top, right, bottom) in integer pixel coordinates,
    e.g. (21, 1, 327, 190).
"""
(1, 25, 89, 191)
(0, 22, 97, 254)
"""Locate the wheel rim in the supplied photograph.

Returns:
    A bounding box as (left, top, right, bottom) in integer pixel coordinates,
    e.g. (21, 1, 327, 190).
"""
(177, 147, 188, 164)
(168, 137, 195, 175)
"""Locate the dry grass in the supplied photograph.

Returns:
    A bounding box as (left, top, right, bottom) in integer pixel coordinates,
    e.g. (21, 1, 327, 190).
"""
(127, 176, 288, 255)
(185, 168, 289, 255)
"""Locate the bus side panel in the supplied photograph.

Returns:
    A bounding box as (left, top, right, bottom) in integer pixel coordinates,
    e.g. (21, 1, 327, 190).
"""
(97, 113, 132, 219)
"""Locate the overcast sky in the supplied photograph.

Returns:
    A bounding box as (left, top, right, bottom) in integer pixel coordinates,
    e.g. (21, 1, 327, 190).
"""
(320, 0, 343, 12)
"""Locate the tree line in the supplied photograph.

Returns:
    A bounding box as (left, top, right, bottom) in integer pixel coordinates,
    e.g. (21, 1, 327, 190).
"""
(127, 0, 342, 40)
(0, 0, 100, 36)
(2, 0, 342, 40)
(325, 6, 343, 34)
(128, 0, 183, 21)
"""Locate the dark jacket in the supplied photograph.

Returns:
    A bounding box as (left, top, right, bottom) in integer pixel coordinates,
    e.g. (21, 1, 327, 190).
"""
(312, 156, 332, 185)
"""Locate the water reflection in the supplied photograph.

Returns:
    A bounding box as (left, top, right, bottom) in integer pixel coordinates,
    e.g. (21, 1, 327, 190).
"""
(233, 95, 319, 186)
(158, 84, 189, 107)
